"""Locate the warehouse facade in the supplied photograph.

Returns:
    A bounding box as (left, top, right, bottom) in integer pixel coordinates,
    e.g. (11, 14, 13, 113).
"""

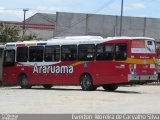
(1, 12, 160, 41)
(55, 12, 160, 41)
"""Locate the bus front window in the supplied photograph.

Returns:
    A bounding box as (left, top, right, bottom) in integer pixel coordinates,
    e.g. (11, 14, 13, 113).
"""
(3, 50, 15, 67)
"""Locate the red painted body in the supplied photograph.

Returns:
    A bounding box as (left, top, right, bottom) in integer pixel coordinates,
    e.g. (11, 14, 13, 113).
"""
(2, 37, 157, 86)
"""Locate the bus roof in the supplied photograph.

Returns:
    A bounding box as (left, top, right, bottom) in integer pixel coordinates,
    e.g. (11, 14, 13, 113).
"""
(105, 36, 155, 41)
(5, 36, 155, 47)
(5, 36, 105, 46)
(61, 35, 103, 40)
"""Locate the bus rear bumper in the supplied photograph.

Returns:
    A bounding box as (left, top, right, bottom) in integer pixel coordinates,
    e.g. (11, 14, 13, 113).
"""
(128, 74, 158, 83)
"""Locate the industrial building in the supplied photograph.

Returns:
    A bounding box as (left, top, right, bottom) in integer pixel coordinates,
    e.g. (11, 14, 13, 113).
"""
(1, 12, 160, 41)
(56, 12, 160, 41)
(0, 13, 56, 40)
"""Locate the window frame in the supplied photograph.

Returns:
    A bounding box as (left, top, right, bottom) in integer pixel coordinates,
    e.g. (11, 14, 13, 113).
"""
(3, 50, 15, 67)
(16, 46, 28, 62)
(115, 43, 127, 61)
(29, 46, 44, 62)
(61, 45, 77, 61)
(78, 44, 95, 61)
(44, 45, 60, 62)
(96, 44, 114, 61)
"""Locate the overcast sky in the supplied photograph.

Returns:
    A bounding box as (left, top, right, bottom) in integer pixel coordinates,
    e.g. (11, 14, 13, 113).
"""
(0, 0, 160, 21)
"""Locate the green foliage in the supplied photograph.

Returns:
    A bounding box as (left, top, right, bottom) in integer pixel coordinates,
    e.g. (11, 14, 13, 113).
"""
(21, 34, 37, 41)
(0, 23, 20, 42)
(0, 23, 43, 43)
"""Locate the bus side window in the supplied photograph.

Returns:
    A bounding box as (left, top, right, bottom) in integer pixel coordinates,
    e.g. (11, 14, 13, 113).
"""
(17, 47, 28, 62)
(61, 45, 77, 61)
(104, 44, 114, 60)
(44, 45, 60, 62)
(78, 44, 95, 61)
(96, 44, 104, 60)
(115, 43, 127, 61)
(96, 44, 114, 61)
(29, 46, 44, 62)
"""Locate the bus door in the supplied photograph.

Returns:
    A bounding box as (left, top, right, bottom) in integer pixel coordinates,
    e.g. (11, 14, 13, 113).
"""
(3, 49, 16, 84)
(95, 44, 115, 84)
(113, 43, 128, 83)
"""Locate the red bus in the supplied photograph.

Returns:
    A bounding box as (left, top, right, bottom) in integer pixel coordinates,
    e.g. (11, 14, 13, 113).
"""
(2, 36, 158, 91)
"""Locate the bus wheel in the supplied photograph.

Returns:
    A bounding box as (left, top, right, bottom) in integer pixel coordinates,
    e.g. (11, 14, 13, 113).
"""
(43, 85, 53, 89)
(80, 74, 97, 91)
(102, 84, 118, 91)
(19, 74, 32, 89)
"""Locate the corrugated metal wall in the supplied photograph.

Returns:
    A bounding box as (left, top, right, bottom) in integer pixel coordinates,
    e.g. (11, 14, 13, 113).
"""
(56, 12, 160, 41)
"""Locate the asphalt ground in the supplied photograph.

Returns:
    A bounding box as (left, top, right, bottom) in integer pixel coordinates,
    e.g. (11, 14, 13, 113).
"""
(0, 84, 160, 114)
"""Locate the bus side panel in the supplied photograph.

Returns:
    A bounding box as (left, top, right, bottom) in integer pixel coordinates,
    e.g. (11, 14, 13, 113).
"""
(3, 66, 17, 85)
(90, 61, 115, 85)
(23, 62, 63, 85)
(88, 61, 129, 85)
(59, 61, 81, 85)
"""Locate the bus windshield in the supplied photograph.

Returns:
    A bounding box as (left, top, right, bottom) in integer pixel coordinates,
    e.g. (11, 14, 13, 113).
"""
(131, 39, 156, 54)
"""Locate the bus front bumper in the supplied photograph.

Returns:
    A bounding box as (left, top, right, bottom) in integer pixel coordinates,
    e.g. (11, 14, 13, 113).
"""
(128, 74, 158, 83)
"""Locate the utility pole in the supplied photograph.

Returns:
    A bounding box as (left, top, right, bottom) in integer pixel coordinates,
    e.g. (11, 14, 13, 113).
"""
(23, 8, 29, 36)
(120, 0, 124, 36)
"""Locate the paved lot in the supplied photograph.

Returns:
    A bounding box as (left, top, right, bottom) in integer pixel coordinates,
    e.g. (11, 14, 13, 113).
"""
(0, 85, 160, 114)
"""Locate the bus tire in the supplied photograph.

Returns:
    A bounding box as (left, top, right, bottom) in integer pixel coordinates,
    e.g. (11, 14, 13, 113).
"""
(43, 85, 53, 89)
(80, 74, 97, 91)
(18, 74, 32, 89)
(102, 84, 118, 91)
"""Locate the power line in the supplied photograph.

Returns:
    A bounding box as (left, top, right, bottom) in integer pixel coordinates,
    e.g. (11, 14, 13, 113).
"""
(0, 8, 56, 13)
(0, 0, 116, 36)
(0, 8, 20, 11)
(92, 0, 115, 13)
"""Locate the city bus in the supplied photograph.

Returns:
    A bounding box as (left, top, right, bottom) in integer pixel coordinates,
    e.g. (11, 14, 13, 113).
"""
(2, 36, 158, 91)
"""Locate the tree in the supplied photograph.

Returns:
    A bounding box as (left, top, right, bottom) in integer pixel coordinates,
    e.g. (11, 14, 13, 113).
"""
(21, 34, 38, 41)
(0, 23, 20, 43)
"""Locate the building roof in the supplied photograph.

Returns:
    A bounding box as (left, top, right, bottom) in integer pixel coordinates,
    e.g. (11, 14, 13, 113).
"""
(0, 21, 55, 30)
(25, 13, 56, 25)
